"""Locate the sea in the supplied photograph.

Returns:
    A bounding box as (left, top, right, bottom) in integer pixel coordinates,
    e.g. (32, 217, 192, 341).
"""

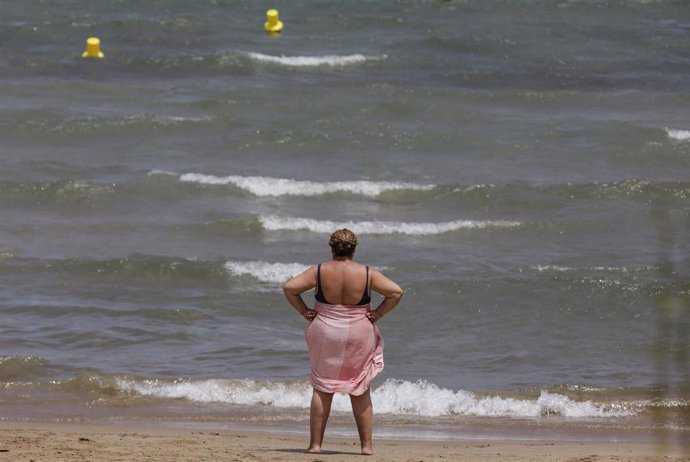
(0, 0, 689, 448)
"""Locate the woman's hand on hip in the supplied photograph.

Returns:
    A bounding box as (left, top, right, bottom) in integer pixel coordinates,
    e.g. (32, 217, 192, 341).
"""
(366, 309, 380, 323)
(303, 309, 317, 322)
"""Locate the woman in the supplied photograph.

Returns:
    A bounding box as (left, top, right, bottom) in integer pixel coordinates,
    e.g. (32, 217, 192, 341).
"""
(283, 228, 403, 455)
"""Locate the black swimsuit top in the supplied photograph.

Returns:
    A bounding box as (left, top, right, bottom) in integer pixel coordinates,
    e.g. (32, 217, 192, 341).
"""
(315, 263, 371, 306)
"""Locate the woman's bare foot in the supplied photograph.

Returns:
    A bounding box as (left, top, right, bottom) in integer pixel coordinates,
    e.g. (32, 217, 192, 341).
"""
(306, 446, 321, 454)
(361, 446, 374, 455)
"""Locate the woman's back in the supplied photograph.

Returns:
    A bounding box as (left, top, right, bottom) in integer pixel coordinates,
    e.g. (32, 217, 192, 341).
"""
(316, 260, 370, 306)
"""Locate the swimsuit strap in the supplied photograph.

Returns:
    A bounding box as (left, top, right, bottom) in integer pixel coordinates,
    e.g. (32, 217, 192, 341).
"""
(315, 263, 329, 304)
(356, 266, 371, 306)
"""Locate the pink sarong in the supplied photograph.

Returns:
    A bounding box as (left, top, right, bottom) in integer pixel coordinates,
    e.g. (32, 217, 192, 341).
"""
(305, 301, 384, 396)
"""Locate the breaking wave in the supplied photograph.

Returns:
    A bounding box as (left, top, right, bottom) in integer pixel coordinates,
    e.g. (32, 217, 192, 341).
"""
(258, 215, 522, 235)
(177, 172, 434, 197)
(224, 260, 309, 284)
(246, 52, 383, 67)
(115, 377, 634, 418)
(665, 127, 690, 141)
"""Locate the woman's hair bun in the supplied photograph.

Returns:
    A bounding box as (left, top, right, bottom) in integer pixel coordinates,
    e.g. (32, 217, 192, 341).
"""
(329, 229, 357, 256)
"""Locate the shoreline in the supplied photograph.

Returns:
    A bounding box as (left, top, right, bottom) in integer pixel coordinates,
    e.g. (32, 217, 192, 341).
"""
(0, 420, 687, 461)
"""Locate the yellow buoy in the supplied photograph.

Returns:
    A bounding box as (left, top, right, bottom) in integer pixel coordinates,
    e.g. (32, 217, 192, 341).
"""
(82, 37, 105, 59)
(264, 9, 284, 34)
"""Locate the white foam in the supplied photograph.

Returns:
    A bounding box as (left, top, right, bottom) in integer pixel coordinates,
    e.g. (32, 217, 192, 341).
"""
(116, 378, 312, 408)
(178, 173, 433, 197)
(535, 265, 572, 272)
(259, 215, 521, 236)
(372, 380, 624, 417)
(246, 52, 382, 67)
(224, 260, 309, 284)
(115, 377, 632, 418)
(148, 169, 177, 177)
(665, 128, 690, 141)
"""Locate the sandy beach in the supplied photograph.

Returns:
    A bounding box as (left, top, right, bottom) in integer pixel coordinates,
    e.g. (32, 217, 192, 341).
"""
(0, 421, 687, 462)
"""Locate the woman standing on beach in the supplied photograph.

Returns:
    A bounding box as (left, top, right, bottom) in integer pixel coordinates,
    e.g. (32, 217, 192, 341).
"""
(283, 229, 403, 455)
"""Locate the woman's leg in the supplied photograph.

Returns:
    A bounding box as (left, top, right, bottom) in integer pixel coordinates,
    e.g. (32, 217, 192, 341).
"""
(308, 389, 334, 453)
(350, 388, 374, 455)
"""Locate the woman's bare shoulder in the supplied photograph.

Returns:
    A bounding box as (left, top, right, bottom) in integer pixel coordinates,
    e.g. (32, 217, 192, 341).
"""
(283, 264, 317, 292)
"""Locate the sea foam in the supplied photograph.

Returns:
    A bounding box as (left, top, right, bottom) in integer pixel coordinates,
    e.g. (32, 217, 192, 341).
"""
(116, 377, 312, 408)
(259, 215, 521, 235)
(665, 128, 690, 141)
(372, 380, 626, 418)
(246, 52, 382, 67)
(178, 173, 433, 197)
(224, 260, 309, 284)
(115, 377, 631, 418)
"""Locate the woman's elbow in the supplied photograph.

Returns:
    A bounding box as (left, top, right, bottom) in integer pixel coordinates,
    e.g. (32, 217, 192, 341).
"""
(283, 280, 303, 297)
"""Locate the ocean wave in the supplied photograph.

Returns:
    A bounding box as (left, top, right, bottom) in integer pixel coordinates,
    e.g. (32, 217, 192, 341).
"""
(530, 264, 663, 295)
(534, 265, 632, 273)
(114, 377, 633, 418)
(4, 255, 229, 282)
(224, 260, 309, 284)
(150, 172, 690, 203)
(450, 179, 690, 203)
(665, 127, 690, 141)
(533, 265, 659, 275)
(0, 178, 114, 204)
(473, 180, 690, 204)
(0, 356, 50, 382)
(246, 52, 383, 67)
(116, 377, 312, 408)
(2, 112, 214, 135)
(372, 380, 633, 418)
(177, 172, 434, 197)
(67, 114, 214, 131)
(259, 215, 522, 235)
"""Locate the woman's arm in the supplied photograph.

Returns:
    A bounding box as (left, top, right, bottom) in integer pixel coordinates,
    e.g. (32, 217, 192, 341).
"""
(366, 269, 403, 323)
(283, 265, 318, 321)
